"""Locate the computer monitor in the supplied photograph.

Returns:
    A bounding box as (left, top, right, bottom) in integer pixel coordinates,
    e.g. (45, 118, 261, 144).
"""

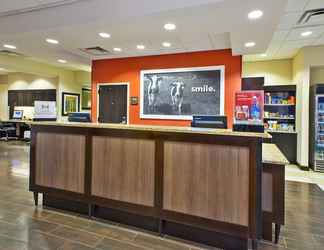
(68, 112, 91, 123)
(12, 110, 23, 120)
(191, 115, 227, 129)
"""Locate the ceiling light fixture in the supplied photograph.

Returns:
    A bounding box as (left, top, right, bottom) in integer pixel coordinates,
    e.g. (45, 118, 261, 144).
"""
(162, 42, 172, 47)
(113, 47, 122, 52)
(58, 59, 67, 63)
(46, 38, 59, 44)
(137, 45, 145, 50)
(245, 42, 256, 47)
(301, 31, 312, 37)
(99, 32, 111, 38)
(248, 10, 263, 19)
(3, 44, 16, 49)
(261, 53, 267, 57)
(164, 23, 176, 31)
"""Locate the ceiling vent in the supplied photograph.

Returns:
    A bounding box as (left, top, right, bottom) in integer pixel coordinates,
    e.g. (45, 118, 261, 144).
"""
(297, 8, 324, 25)
(80, 46, 111, 56)
(0, 50, 25, 57)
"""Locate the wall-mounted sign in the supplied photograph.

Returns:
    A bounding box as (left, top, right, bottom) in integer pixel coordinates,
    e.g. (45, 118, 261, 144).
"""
(140, 66, 225, 120)
(34, 101, 57, 120)
(234, 91, 264, 125)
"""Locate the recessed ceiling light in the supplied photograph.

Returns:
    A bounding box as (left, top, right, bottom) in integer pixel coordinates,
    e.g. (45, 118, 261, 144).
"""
(162, 42, 172, 47)
(3, 44, 16, 49)
(164, 23, 176, 31)
(248, 10, 263, 19)
(113, 47, 122, 52)
(245, 42, 256, 48)
(58, 59, 67, 63)
(301, 31, 312, 37)
(99, 32, 111, 38)
(261, 53, 267, 57)
(137, 45, 145, 50)
(46, 38, 59, 44)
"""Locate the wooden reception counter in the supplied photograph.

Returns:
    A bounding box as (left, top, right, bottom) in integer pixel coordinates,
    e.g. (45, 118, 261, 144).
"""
(29, 122, 271, 250)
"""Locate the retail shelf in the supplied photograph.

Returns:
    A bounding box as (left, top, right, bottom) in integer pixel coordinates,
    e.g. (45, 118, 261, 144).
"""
(264, 117, 295, 120)
(266, 130, 297, 134)
(264, 104, 295, 106)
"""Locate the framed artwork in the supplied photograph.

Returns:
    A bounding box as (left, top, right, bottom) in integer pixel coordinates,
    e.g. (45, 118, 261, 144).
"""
(82, 88, 91, 110)
(62, 92, 80, 116)
(140, 66, 225, 120)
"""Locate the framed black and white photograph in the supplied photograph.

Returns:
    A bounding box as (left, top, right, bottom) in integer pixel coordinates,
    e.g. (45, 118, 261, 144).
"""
(140, 66, 225, 120)
(62, 92, 80, 116)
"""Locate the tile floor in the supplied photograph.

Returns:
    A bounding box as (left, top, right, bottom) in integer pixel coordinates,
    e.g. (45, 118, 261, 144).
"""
(0, 141, 324, 250)
(285, 165, 324, 191)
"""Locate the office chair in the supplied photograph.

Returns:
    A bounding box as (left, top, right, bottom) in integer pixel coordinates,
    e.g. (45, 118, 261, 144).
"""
(0, 122, 17, 141)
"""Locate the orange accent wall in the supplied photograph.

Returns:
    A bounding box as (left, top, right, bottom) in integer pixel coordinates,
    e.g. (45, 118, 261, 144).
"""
(91, 49, 242, 127)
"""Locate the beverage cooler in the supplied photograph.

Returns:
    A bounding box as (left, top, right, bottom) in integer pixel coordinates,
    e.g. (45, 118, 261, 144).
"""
(310, 85, 324, 172)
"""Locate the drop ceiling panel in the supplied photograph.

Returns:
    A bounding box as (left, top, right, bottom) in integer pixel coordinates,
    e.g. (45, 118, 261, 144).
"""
(0, 0, 288, 69)
(286, 26, 324, 41)
(285, 0, 309, 12)
(277, 12, 303, 30)
(305, 0, 324, 10)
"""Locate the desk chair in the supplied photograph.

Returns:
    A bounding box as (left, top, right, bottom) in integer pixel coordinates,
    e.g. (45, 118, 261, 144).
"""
(0, 122, 18, 141)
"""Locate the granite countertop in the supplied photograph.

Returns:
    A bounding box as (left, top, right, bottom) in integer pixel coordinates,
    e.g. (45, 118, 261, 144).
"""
(262, 143, 289, 165)
(28, 121, 272, 139)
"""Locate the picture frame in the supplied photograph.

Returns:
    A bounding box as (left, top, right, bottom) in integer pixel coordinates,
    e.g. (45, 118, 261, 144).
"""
(140, 66, 225, 120)
(62, 92, 80, 116)
(81, 88, 91, 110)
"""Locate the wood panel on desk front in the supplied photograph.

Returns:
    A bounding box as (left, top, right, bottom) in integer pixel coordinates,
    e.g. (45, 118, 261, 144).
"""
(35, 132, 86, 193)
(163, 142, 250, 226)
(91, 136, 155, 206)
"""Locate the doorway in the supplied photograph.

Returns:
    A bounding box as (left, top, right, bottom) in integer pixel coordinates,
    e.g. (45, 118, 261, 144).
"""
(97, 83, 129, 124)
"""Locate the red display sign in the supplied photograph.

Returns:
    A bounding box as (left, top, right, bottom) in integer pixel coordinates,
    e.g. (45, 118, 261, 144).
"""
(234, 91, 264, 123)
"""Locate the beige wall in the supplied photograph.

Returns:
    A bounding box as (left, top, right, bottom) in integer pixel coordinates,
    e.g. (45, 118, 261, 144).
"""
(310, 67, 324, 86)
(242, 59, 293, 85)
(8, 73, 58, 90)
(0, 61, 91, 120)
(292, 49, 308, 167)
(0, 54, 91, 119)
(0, 83, 8, 120)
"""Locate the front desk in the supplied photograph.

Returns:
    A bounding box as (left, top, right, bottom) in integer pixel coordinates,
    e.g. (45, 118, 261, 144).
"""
(29, 122, 271, 250)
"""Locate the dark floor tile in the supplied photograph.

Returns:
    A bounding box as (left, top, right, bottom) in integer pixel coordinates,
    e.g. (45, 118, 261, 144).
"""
(17, 216, 60, 233)
(87, 222, 137, 242)
(258, 241, 286, 250)
(134, 233, 190, 250)
(285, 238, 318, 250)
(26, 231, 65, 250)
(50, 226, 103, 247)
(0, 210, 23, 224)
(58, 241, 95, 250)
(96, 237, 151, 250)
(0, 221, 30, 242)
(44, 213, 92, 230)
(0, 234, 27, 250)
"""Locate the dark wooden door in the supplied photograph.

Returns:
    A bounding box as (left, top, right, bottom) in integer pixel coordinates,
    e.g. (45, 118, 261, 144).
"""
(98, 85, 127, 123)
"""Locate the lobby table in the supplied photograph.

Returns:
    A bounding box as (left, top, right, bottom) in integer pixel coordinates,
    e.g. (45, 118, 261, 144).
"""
(28, 121, 272, 250)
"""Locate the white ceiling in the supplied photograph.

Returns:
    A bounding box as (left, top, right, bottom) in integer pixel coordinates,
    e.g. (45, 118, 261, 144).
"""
(0, 0, 288, 71)
(245, 0, 324, 62)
